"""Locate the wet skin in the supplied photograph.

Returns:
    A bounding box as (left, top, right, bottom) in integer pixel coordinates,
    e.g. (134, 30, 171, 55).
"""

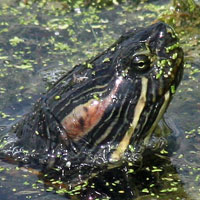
(0, 22, 184, 185)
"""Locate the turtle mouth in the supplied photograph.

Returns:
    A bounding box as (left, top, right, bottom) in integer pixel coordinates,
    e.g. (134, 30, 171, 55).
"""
(143, 23, 184, 94)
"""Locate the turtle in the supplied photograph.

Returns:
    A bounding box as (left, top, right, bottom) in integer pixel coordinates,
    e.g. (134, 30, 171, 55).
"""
(0, 22, 184, 186)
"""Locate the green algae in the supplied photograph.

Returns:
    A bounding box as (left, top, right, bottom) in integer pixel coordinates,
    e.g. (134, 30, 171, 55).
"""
(0, 0, 200, 200)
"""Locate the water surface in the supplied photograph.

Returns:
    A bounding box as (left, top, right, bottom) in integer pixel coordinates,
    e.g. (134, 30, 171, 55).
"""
(0, 0, 200, 199)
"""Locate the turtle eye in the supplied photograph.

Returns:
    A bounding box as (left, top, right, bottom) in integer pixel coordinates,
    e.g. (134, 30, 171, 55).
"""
(131, 55, 151, 72)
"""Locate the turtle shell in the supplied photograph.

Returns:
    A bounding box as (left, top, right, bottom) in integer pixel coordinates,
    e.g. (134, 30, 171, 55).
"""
(0, 22, 184, 184)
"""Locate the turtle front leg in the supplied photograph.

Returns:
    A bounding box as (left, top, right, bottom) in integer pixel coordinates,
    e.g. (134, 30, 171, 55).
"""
(144, 118, 171, 153)
(124, 118, 172, 166)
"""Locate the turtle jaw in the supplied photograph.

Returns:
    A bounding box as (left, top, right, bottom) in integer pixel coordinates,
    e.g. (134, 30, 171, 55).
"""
(171, 48, 184, 91)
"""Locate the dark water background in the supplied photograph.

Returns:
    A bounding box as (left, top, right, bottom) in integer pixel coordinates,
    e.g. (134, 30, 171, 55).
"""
(0, 0, 200, 199)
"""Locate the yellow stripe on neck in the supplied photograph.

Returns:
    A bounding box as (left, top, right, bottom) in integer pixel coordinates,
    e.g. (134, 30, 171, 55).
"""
(143, 90, 170, 146)
(110, 77, 148, 162)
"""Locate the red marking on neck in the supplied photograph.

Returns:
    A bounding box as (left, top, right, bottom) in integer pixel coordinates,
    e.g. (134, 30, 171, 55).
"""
(61, 77, 123, 141)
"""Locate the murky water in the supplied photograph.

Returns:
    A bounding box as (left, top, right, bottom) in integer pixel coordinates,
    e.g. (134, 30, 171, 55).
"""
(0, 0, 200, 199)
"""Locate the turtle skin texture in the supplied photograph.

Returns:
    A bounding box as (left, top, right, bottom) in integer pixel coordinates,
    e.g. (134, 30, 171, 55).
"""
(0, 22, 183, 185)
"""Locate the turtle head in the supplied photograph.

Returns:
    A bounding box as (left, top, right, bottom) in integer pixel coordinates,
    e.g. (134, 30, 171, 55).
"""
(114, 22, 184, 98)
(106, 22, 184, 162)
(56, 22, 184, 164)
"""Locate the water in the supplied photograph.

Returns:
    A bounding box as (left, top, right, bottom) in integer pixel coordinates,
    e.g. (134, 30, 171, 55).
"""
(0, 0, 200, 199)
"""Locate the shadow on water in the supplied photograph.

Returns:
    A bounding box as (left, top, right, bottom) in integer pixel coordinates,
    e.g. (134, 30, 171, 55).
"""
(0, 121, 191, 200)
